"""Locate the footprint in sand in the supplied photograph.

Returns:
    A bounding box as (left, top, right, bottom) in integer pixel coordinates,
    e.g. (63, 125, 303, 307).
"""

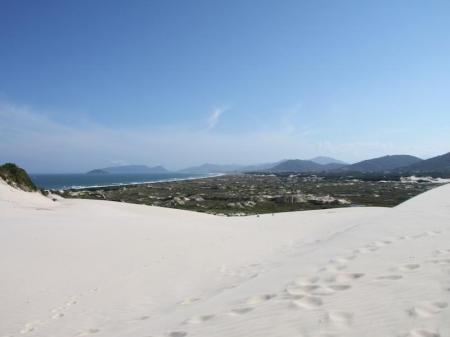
(51, 312, 64, 319)
(246, 293, 276, 305)
(412, 233, 429, 239)
(407, 301, 448, 318)
(287, 284, 334, 296)
(51, 306, 64, 313)
(125, 315, 152, 324)
(320, 264, 347, 273)
(19, 326, 34, 334)
(376, 275, 403, 281)
(66, 299, 78, 306)
(329, 257, 351, 265)
(400, 329, 440, 337)
(288, 283, 345, 297)
(185, 315, 215, 324)
(413, 231, 441, 239)
(228, 307, 253, 315)
(288, 284, 320, 293)
(364, 239, 395, 250)
(324, 272, 365, 283)
(180, 297, 201, 305)
(310, 286, 337, 296)
(167, 332, 188, 337)
(372, 241, 389, 247)
(367, 246, 380, 252)
(320, 256, 353, 273)
(430, 258, 450, 265)
(436, 248, 450, 254)
(19, 321, 41, 334)
(354, 247, 374, 254)
(429, 230, 443, 235)
(398, 264, 421, 272)
(291, 295, 323, 309)
(294, 276, 320, 285)
(328, 284, 351, 291)
(78, 328, 100, 336)
(326, 311, 354, 326)
(20, 327, 35, 334)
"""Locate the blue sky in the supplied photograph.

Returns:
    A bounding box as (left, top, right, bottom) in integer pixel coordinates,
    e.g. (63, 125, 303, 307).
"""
(1, 0, 450, 172)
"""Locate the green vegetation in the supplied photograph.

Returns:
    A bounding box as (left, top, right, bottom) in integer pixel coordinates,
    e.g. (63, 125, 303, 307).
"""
(0, 163, 37, 191)
(57, 173, 442, 216)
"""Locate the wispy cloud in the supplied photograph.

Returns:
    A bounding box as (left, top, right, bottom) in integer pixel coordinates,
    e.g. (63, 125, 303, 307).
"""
(1, 100, 446, 173)
(206, 107, 227, 130)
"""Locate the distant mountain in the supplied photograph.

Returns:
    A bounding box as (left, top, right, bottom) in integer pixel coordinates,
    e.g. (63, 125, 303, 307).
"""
(87, 169, 109, 174)
(179, 161, 286, 174)
(309, 156, 347, 165)
(178, 163, 244, 174)
(241, 160, 286, 172)
(398, 152, 450, 172)
(269, 159, 325, 172)
(342, 155, 422, 172)
(88, 165, 170, 174)
(85, 153, 450, 176)
(321, 162, 348, 170)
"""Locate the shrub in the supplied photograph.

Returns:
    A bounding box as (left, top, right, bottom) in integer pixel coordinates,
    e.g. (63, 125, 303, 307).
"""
(0, 163, 37, 191)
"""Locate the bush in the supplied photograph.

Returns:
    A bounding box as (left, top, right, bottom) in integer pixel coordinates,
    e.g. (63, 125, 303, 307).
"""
(0, 163, 37, 191)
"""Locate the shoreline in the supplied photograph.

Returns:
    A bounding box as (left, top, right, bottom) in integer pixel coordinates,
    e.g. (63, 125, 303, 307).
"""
(34, 173, 227, 191)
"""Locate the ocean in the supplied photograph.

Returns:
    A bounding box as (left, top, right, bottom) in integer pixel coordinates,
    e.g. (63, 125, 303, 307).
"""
(30, 173, 210, 190)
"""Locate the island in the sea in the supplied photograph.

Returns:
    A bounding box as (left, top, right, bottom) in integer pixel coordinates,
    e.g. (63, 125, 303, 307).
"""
(86, 164, 170, 174)
(86, 169, 109, 174)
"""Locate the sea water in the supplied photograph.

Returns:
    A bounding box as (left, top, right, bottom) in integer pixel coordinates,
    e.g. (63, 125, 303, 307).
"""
(30, 173, 210, 190)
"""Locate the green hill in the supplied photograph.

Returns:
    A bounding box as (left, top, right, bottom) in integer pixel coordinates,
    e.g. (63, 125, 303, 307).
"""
(399, 152, 450, 172)
(0, 163, 37, 191)
(342, 155, 422, 172)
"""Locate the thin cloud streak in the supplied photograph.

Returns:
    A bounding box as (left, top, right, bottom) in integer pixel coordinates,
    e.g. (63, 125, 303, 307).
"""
(0, 101, 447, 173)
(206, 107, 226, 130)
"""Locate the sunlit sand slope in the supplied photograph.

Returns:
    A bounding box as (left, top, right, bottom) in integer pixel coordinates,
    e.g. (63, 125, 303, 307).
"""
(1, 179, 449, 337)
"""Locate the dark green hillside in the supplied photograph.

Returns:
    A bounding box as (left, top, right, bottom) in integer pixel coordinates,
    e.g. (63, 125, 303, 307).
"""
(0, 163, 37, 191)
(269, 159, 324, 172)
(342, 155, 422, 172)
(399, 152, 450, 172)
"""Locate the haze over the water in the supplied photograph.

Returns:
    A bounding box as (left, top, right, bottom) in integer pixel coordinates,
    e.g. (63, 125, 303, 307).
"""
(1, 1, 450, 173)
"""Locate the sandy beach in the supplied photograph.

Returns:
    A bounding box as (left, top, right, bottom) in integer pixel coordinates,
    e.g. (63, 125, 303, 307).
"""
(1, 179, 449, 337)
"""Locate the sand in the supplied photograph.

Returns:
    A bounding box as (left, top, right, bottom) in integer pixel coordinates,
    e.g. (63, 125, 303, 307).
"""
(1, 178, 449, 337)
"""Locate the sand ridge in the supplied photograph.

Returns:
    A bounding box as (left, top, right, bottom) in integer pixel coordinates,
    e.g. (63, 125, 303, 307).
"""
(1, 181, 449, 337)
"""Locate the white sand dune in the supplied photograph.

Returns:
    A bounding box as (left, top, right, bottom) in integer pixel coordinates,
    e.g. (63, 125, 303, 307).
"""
(1, 179, 449, 337)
